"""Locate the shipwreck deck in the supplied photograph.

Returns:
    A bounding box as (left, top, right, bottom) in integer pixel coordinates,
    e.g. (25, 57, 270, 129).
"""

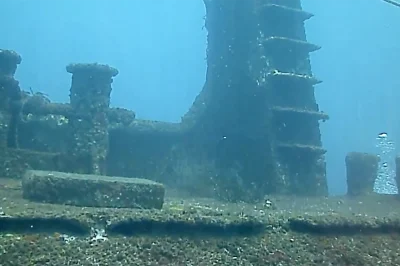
(0, 178, 399, 266)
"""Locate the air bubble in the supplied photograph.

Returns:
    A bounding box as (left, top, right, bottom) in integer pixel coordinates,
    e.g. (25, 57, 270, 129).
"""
(373, 132, 398, 194)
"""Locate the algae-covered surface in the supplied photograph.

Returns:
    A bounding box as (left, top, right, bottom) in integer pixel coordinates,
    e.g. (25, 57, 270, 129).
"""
(22, 170, 165, 209)
(1, 178, 400, 265)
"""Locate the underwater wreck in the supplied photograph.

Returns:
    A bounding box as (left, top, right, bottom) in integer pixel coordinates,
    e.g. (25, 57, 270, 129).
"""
(0, 0, 328, 203)
(0, 1, 400, 265)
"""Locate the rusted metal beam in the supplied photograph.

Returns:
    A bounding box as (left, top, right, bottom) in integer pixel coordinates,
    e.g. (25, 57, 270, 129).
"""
(383, 0, 400, 8)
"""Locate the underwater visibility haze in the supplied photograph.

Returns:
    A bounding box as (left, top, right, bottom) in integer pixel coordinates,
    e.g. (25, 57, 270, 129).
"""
(0, 0, 399, 265)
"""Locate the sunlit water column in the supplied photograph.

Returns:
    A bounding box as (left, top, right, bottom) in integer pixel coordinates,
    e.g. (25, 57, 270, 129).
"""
(66, 63, 118, 175)
(373, 132, 398, 194)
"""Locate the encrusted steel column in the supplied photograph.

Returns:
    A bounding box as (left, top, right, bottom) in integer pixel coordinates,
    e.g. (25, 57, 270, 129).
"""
(179, 0, 286, 201)
(66, 63, 118, 175)
(0, 49, 22, 148)
(255, 0, 329, 196)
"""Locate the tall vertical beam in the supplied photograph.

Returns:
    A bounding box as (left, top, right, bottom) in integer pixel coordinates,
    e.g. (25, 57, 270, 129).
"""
(255, 0, 328, 196)
(180, 0, 284, 201)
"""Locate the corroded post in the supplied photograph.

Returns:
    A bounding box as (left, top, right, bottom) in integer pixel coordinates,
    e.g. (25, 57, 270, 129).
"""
(66, 63, 118, 175)
(395, 156, 400, 194)
(0, 49, 22, 148)
(345, 152, 379, 196)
